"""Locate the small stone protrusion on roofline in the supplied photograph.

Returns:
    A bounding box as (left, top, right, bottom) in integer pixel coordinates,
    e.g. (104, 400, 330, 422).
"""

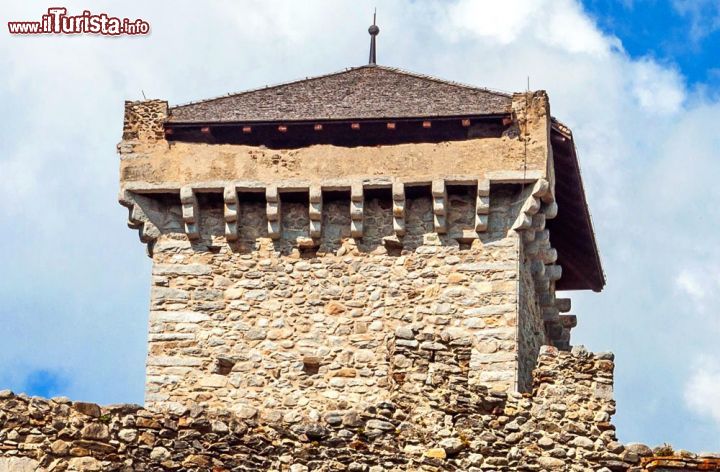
(121, 99, 168, 143)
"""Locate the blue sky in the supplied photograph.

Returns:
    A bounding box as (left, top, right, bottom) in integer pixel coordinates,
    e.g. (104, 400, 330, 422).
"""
(584, 0, 720, 89)
(2, 0, 720, 453)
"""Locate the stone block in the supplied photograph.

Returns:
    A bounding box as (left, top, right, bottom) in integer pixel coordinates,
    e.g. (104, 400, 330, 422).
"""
(153, 264, 213, 276)
(150, 311, 209, 323)
(147, 356, 202, 367)
(199, 375, 228, 388)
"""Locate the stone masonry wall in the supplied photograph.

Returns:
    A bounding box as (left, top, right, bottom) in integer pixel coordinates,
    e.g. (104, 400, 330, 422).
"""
(145, 187, 530, 416)
(517, 249, 547, 392)
(1, 347, 675, 471)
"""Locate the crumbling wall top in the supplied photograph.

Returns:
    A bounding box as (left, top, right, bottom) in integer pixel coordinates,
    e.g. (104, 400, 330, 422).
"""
(0, 347, 684, 471)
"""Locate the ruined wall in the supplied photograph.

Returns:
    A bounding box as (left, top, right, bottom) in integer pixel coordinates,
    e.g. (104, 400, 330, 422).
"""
(145, 187, 530, 416)
(119, 99, 168, 154)
(0, 347, 674, 471)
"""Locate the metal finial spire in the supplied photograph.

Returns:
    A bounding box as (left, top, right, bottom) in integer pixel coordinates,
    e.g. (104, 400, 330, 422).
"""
(368, 9, 379, 65)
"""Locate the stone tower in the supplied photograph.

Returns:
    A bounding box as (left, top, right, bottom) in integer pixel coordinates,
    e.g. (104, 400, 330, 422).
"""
(118, 64, 603, 417)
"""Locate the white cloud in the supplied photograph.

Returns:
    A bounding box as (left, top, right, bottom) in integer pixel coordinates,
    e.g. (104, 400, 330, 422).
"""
(0, 151, 42, 215)
(441, 0, 541, 45)
(676, 269, 710, 304)
(672, 0, 720, 42)
(630, 59, 686, 115)
(442, 0, 613, 56)
(685, 356, 720, 425)
(673, 265, 720, 339)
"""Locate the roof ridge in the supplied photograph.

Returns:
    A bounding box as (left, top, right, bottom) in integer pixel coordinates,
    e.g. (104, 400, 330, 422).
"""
(171, 66, 369, 110)
(171, 65, 512, 111)
(371, 65, 513, 98)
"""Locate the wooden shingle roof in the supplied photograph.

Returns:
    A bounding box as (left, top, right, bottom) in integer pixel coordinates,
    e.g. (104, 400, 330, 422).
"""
(168, 65, 512, 123)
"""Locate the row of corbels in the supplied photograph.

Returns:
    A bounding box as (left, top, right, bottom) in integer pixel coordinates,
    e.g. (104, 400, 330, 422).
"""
(176, 180, 496, 242)
(508, 179, 575, 349)
(128, 176, 553, 251)
(528, 231, 565, 338)
(513, 178, 562, 303)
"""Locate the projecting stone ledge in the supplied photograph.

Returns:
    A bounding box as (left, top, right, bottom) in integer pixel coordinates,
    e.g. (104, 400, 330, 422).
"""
(0, 349, 706, 471)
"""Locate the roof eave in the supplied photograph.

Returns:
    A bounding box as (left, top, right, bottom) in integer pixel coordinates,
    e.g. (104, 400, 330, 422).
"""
(550, 120, 606, 292)
(164, 112, 511, 127)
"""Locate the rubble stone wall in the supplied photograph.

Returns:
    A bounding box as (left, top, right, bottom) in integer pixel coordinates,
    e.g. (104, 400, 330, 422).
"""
(0, 347, 670, 471)
(145, 187, 531, 415)
(121, 100, 168, 143)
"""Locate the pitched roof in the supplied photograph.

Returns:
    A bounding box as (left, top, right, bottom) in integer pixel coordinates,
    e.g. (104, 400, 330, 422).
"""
(168, 65, 512, 123)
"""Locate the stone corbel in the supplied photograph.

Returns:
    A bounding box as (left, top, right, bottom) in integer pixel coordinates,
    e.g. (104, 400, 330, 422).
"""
(431, 179, 447, 234)
(540, 248, 558, 265)
(545, 320, 563, 344)
(530, 260, 546, 277)
(392, 182, 405, 237)
(266, 185, 281, 240)
(547, 297, 564, 345)
(119, 190, 161, 246)
(556, 298, 572, 313)
(554, 315, 577, 350)
(533, 179, 552, 203)
(559, 314, 577, 329)
(540, 177, 558, 222)
(545, 264, 563, 282)
(542, 306, 560, 323)
(530, 230, 557, 265)
(544, 201, 558, 219)
(119, 189, 186, 256)
(476, 179, 490, 232)
(350, 183, 364, 238)
(539, 292, 556, 308)
(309, 185, 322, 239)
(180, 186, 199, 240)
(511, 179, 550, 231)
(525, 238, 540, 257)
(535, 273, 550, 293)
(534, 228, 549, 244)
(223, 185, 239, 241)
(543, 305, 563, 344)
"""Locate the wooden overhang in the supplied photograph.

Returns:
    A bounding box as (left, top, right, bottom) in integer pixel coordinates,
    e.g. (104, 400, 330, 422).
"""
(549, 120, 605, 292)
(162, 114, 509, 147)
